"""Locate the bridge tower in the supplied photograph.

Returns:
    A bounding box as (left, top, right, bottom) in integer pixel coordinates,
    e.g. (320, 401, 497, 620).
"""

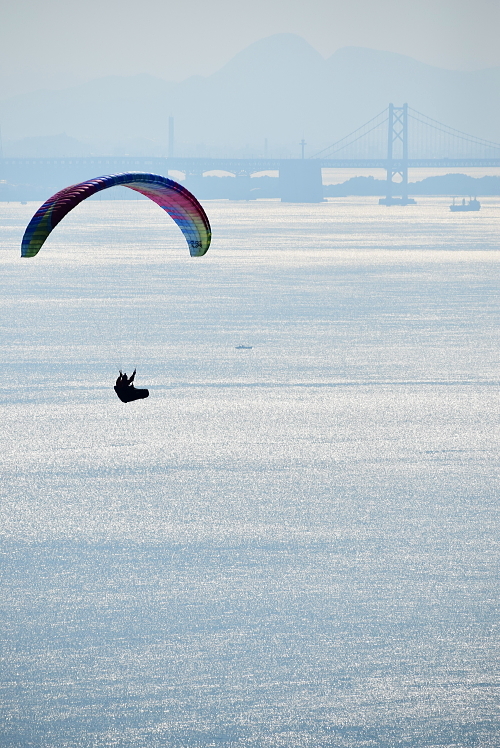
(379, 103, 415, 206)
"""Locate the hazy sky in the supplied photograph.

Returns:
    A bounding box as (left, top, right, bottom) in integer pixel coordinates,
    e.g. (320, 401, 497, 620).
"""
(1, 0, 499, 99)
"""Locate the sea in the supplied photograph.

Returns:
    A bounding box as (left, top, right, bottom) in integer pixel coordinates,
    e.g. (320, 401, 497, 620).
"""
(1, 196, 499, 747)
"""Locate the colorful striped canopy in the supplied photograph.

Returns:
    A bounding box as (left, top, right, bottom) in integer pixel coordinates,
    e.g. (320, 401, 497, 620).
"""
(21, 172, 211, 258)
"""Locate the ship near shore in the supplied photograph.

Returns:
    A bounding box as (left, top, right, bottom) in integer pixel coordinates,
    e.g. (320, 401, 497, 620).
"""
(450, 197, 481, 212)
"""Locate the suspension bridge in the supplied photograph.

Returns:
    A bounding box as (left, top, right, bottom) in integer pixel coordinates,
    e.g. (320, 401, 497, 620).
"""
(1, 104, 500, 202)
(310, 104, 500, 204)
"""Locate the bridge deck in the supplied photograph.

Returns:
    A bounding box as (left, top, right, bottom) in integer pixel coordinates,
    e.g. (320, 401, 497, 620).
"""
(2, 156, 500, 174)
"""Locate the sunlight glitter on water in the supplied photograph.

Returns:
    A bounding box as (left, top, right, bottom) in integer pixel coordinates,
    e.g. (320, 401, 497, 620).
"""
(1, 197, 499, 746)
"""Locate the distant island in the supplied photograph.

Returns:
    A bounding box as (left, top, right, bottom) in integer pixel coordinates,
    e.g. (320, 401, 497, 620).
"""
(323, 174, 500, 198)
(2, 173, 499, 203)
(186, 173, 500, 200)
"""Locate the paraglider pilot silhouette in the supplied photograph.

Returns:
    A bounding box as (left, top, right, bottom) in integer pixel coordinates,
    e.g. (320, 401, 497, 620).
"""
(114, 369, 149, 403)
(20, 171, 211, 403)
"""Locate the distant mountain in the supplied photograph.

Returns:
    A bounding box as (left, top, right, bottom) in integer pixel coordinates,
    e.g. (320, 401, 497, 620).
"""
(6, 133, 91, 158)
(324, 47, 500, 144)
(1, 34, 499, 156)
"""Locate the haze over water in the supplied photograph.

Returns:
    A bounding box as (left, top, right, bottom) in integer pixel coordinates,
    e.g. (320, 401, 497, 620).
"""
(1, 197, 499, 746)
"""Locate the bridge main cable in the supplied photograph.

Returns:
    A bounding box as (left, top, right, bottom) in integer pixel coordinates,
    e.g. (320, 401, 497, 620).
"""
(309, 108, 389, 159)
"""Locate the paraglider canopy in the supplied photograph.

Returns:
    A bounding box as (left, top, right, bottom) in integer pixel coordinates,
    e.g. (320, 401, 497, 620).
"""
(21, 171, 211, 258)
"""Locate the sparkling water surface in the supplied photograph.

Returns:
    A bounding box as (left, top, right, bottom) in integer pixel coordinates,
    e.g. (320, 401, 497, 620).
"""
(1, 197, 499, 746)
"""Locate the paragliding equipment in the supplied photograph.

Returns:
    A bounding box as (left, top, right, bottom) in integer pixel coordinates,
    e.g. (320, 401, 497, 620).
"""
(21, 172, 211, 400)
(114, 369, 149, 403)
(21, 172, 211, 258)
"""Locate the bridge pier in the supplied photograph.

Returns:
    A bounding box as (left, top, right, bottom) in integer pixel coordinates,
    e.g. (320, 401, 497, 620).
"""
(279, 160, 324, 202)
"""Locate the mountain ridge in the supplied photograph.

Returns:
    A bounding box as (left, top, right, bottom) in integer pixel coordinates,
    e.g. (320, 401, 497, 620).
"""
(1, 34, 499, 156)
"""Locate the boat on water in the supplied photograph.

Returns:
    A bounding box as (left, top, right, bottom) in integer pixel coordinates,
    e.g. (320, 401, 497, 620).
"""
(450, 197, 480, 212)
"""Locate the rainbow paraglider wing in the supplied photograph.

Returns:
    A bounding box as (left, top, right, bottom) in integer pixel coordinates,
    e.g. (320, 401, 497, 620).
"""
(21, 172, 211, 258)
